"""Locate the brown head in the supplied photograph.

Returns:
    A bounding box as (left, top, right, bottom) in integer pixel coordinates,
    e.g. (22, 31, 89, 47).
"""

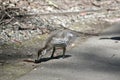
(37, 48, 43, 60)
(37, 47, 47, 60)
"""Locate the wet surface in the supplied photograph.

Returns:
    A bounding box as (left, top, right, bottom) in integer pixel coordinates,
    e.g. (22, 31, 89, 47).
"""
(0, 21, 108, 80)
(16, 23, 120, 80)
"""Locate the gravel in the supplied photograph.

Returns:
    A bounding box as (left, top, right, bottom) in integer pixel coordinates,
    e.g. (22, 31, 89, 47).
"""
(0, 0, 120, 45)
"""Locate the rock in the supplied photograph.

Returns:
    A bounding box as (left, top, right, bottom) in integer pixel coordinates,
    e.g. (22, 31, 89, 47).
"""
(8, 3, 16, 7)
(9, 0, 20, 3)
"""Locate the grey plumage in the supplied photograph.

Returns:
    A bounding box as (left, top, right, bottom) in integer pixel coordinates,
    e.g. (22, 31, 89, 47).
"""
(35, 30, 74, 63)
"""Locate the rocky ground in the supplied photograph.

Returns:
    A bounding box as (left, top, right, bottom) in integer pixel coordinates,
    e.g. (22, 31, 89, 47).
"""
(0, 0, 120, 80)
